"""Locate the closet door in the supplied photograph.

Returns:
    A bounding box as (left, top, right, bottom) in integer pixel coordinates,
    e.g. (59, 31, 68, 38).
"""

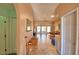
(61, 10, 77, 55)
(0, 16, 6, 54)
(64, 15, 71, 55)
(9, 17, 16, 54)
(5, 17, 11, 54)
(70, 11, 77, 54)
(6, 17, 16, 54)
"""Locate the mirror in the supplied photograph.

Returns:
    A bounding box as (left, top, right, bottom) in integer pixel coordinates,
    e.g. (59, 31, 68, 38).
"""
(26, 19, 32, 32)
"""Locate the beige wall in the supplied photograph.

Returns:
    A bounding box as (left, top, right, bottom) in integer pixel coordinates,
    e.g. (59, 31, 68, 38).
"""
(34, 21, 52, 26)
(55, 3, 79, 17)
(14, 4, 34, 55)
(52, 19, 60, 31)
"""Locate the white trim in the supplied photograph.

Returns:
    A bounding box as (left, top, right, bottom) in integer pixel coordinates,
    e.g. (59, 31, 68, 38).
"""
(61, 17, 64, 55)
(63, 8, 77, 17)
(75, 8, 79, 55)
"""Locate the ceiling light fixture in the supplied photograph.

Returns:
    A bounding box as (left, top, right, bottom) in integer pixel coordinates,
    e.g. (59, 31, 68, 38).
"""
(51, 15, 55, 18)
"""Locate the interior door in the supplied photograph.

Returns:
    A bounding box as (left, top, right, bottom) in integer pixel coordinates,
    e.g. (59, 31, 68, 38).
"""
(0, 4, 16, 55)
(65, 14, 71, 55)
(70, 11, 77, 54)
(5, 17, 16, 54)
(0, 16, 16, 55)
(61, 10, 77, 55)
(0, 16, 6, 54)
(9, 17, 16, 54)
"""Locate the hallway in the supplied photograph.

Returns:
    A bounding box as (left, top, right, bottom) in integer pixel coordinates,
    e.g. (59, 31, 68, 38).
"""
(0, 3, 79, 55)
(28, 34, 58, 55)
(1, 1, 79, 59)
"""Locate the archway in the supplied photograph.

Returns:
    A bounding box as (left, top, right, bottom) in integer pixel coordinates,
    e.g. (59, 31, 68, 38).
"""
(0, 3, 17, 55)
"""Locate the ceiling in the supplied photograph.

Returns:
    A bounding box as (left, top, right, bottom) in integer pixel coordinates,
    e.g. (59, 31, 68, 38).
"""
(31, 3, 59, 21)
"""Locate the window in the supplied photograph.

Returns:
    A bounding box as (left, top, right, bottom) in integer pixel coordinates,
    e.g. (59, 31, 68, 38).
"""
(37, 26, 41, 32)
(41, 26, 46, 33)
(47, 26, 51, 32)
(27, 26, 31, 31)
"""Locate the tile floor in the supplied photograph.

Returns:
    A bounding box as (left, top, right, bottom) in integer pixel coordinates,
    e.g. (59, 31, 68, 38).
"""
(28, 34, 58, 55)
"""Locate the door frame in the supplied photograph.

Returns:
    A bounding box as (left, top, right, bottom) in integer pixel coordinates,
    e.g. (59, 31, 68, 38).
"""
(61, 8, 79, 55)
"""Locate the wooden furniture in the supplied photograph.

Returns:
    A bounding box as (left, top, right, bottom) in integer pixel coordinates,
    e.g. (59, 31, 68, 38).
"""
(26, 37, 38, 54)
(30, 37, 38, 47)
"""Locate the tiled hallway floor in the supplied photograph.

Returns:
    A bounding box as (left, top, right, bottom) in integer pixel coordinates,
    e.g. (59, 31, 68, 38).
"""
(28, 35, 58, 55)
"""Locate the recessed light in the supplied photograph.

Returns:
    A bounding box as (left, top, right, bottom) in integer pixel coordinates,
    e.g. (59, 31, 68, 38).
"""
(51, 15, 55, 18)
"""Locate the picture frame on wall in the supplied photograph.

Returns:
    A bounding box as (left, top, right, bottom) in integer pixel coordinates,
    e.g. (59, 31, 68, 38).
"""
(26, 18, 32, 32)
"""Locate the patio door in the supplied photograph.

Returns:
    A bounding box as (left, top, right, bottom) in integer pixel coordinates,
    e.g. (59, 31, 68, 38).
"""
(36, 26, 51, 42)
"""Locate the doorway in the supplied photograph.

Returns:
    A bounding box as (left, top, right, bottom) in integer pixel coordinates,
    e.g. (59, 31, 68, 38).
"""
(0, 4, 16, 55)
(36, 25, 51, 43)
(61, 9, 78, 55)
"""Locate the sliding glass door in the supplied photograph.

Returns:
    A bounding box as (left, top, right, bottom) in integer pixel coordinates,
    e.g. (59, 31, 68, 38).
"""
(36, 25, 51, 42)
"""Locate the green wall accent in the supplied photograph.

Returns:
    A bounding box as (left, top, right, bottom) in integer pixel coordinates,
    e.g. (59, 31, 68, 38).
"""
(0, 3, 16, 17)
(0, 4, 16, 55)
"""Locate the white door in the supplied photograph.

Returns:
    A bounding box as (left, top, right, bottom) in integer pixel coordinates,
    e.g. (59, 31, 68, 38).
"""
(61, 9, 77, 55)
(70, 11, 77, 54)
